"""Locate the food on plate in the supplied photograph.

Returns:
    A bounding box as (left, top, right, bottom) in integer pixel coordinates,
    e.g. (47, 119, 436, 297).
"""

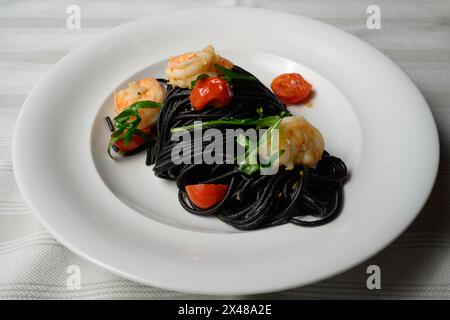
(105, 45, 347, 230)
(107, 78, 164, 156)
(277, 116, 324, 169)
(165, 45, 233, 88)
(189, 76, 233, 110)
(271, 73, 313, 105)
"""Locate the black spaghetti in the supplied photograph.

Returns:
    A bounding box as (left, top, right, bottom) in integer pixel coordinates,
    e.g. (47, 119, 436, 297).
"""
(143, 66, 347, 230)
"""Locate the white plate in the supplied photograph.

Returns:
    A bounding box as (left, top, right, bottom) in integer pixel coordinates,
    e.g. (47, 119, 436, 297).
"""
(13, 7, 439, 294)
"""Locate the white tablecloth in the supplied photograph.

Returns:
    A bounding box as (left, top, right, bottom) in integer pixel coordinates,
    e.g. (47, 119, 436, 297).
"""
(1, 0, 449, 299)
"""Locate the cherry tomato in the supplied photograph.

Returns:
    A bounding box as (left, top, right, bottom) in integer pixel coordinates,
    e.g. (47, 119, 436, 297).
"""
(185, 184, 229, 209)
(114, 128, 151, 152)
(271, 73, 312, 105)
(190, 77, 233, 111)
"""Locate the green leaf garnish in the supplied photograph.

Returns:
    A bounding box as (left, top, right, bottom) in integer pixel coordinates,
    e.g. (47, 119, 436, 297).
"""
(255, 115, 283, 130)
(260, 149, 285, 169)
(214, 64, 257, 82)
(171, 117, 257, 133)
(236, 117, 283, 176)
(107, 100, 161, 158)
(256, 107, 264, 119)
(170, 109, 289, 175)
(236, 134, 259, 175)
(190, 74, 209, 89)
(170, 110, 288, 133)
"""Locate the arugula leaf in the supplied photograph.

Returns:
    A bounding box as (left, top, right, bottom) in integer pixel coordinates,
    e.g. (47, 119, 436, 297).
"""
(171, 118, 259, 133)
(169, 110, 289, 174)
(256, 107, 264, 119)
(190, 74, 209, 88)
(214, 64, 257, 82)
(236, 134, 260, 175)
(260, 149, 285, 169)
(256, 115, 283, 130)
(107, 100, 161, 158)
(235, 115, 285, 176)
(118, 100, 161, 113)
(170, 110, 289, 133)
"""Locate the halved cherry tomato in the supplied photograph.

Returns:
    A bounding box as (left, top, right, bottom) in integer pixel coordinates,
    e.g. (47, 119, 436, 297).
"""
(185, 184, 229, 209)
(114, 128, 151, 152)
(190, 77, 233, 111)
(271, 73, 312, 105)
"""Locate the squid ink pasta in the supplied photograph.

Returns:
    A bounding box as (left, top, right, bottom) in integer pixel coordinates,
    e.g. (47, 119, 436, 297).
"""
(107, 45, 348, 230)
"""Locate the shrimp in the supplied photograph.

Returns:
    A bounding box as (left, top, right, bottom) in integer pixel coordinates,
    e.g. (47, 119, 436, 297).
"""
(260, 116, 324, 169)
(114, 77, 165, 129)
(165, 45, 234, 88)
(278, 116, 325, 169)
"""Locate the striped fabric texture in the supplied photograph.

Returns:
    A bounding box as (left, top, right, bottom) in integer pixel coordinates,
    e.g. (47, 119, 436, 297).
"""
(0, 0, 449, 299)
